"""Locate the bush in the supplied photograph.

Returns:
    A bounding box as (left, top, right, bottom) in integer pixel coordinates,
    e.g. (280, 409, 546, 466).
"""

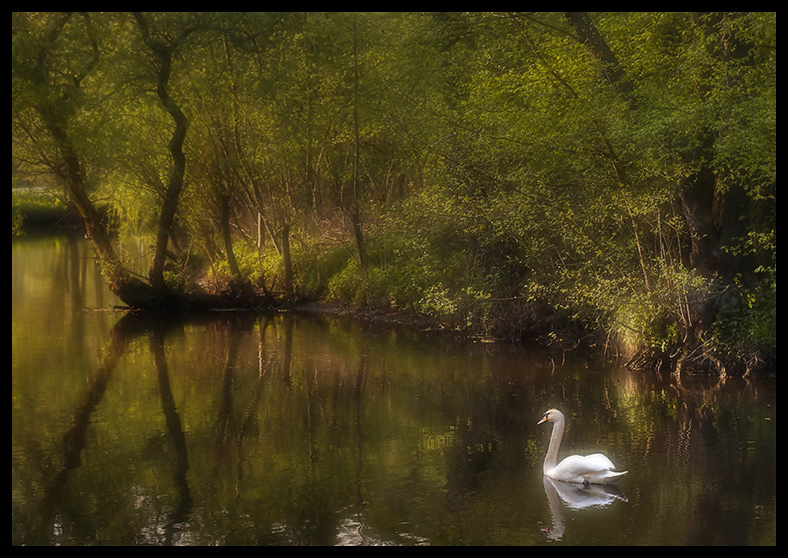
(12, 188, 72, 235)
(710, 271, 776, 373)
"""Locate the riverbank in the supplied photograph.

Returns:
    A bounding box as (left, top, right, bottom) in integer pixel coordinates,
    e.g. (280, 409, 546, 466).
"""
(12, 207, 775, 379)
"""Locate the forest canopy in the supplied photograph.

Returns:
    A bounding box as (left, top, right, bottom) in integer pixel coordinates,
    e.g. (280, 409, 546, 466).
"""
(12, 12, 776, 376)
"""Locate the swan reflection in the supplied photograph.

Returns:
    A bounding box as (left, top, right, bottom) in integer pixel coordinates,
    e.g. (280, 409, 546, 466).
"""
(541, 475, 628, 541)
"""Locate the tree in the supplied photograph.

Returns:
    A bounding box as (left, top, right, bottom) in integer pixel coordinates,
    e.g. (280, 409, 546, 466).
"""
(12, 12, 154, 305)
(385, 12, 774, 371)
(559, 12, 775, 369)
(132, 12, 201, 295)
(13, 13, 774, 373)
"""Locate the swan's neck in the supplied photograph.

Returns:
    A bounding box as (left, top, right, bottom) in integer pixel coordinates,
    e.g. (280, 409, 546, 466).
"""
(544, 418, 565, 474)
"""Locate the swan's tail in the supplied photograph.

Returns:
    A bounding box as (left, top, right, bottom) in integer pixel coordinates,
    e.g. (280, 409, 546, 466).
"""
(597, 470, 628, 484)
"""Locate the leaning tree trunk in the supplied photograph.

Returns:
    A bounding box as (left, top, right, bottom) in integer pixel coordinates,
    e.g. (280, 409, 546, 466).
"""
(42, 109, 155, 306)
(16, 13, 154, 308)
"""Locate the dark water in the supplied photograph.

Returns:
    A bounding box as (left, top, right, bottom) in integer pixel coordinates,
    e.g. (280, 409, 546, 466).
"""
(12, 236, 776, 546)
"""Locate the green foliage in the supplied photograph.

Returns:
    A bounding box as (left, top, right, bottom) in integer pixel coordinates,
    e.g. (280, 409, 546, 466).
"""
(710, 230, 776, 366)
(12, 12, 775, 371)
(12, 187, 69, 235)
(295, 241, 352, 300)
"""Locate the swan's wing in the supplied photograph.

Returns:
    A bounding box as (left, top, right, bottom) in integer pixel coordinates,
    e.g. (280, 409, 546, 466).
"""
(558, 454, 615, 474)
(551, 454, 627, 484)
(584, 453, 618, 470)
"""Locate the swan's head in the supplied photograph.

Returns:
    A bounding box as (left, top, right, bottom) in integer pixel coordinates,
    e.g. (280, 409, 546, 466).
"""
(537, 408, 564, 425)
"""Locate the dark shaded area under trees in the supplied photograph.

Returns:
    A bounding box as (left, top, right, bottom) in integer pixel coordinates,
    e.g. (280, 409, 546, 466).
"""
(12, 12, 775, 376)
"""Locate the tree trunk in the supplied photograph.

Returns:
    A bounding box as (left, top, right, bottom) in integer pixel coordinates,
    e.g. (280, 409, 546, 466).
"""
(43, 109, 155, 306)
(147, 52, 188, 294)
(677, 157, 722, 341)
(350, 207, 368, 271)
(220, 191, 242, 281)
(281, 223, 295, 299)
(134, 13, 190, 296)
(350, 15, 368, 271)
(564, 12, 634, 98)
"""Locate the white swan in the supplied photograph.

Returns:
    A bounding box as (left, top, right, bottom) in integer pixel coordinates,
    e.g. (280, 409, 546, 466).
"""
(537, 409, 627, 485)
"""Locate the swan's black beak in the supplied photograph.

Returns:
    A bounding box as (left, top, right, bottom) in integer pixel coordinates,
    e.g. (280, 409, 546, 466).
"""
(537, 414, 548, 425)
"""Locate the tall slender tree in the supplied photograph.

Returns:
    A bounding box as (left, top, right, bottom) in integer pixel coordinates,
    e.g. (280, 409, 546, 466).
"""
(133, 12, 199, 295)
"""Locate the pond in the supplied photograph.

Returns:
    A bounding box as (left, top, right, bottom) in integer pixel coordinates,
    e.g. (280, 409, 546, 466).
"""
(12, 235, 776, 546)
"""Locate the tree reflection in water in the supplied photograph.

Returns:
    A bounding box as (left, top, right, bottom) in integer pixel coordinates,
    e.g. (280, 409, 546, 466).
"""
(11, 241, 776, 546)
